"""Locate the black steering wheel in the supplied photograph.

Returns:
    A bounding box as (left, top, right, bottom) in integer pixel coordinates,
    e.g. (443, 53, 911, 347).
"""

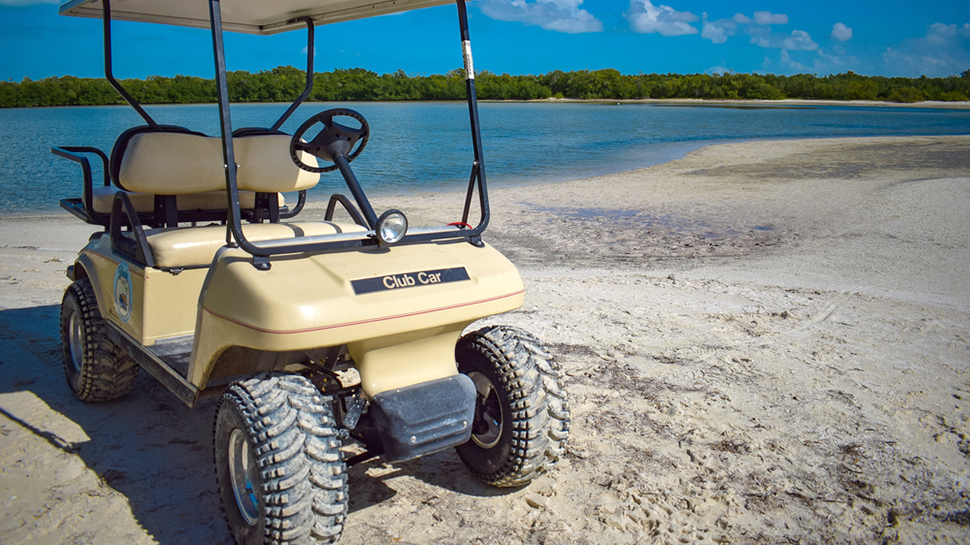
(289, 108, 370, 173)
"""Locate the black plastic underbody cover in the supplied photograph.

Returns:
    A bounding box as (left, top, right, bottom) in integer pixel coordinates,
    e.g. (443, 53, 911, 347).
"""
(369, 374, 476, 463)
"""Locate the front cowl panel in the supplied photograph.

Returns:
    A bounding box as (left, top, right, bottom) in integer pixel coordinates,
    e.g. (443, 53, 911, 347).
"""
(190, 240, 524, 387)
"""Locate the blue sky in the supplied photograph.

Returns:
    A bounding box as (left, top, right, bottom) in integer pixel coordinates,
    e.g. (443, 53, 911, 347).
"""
(2, 0, 969, 82)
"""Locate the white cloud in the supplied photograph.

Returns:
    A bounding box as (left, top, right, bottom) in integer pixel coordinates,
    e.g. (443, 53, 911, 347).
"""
(882, 21, 970, 77)
(732, 14, 752, 25)
(478, 0, 603, 34)
(929, 22, 957, 38)
(700, 10, 790, 45)
(784, 30, 819, 51)
(701, 25, 727, 44)
(812, 46, 859, 74)
(753, 11, 788, 25)
(701, 12, 752, 44)
(926, 22, 970, 42)
(747, 27, 818, 51)
(625, 0, 699, 37)
(780, 49, 810, 72)
(701, 13, 729, 44)
(705, 64, 734, 75)
(748, 25, 820, 74)
(750, 34, 772, 48)
(831, 22, 852, 41)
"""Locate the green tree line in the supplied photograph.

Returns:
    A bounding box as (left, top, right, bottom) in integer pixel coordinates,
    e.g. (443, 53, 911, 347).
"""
(3, 66, 969, 107)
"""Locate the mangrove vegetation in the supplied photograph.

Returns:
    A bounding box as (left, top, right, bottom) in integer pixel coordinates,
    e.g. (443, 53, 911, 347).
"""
(3, 66, 969, 107)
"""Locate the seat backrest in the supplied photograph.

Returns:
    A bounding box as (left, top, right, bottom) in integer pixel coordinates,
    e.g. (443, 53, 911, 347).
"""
(235, 135, 320, 192)
(110, 126, 319, 195)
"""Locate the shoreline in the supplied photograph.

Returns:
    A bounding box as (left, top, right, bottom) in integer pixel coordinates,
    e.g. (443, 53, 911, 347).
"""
(7, 132, 970, 217)
(521, 97, 970, 109)
(5, 97, 970, 111)
(2, 134, 969, 543)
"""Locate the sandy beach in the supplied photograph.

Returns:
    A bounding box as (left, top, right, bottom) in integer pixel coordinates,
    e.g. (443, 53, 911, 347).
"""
(1, 134, 969, 544)
(531, 98, 970, 110)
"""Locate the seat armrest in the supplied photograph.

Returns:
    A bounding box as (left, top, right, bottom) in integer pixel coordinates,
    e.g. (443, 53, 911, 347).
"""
(52, 146, 111, 225)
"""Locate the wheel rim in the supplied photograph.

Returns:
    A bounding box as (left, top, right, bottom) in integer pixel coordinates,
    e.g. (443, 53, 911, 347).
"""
(68, 310, 83, 374)
(468, 371, 503, 449)
(228, 428, 260, 526)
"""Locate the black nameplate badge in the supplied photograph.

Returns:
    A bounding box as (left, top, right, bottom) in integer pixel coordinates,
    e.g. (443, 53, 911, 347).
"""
(352, 267, 470, 295)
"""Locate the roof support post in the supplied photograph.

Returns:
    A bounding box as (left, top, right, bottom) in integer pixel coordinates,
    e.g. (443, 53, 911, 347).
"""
(455, 0, 489, 234)
(102, 0, 158, 128)
(270, 17, 316, 132)
(208, 0, 250, 255)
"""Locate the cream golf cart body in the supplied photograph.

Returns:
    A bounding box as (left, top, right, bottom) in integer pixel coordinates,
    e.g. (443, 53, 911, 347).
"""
(54, 0, 569, 543)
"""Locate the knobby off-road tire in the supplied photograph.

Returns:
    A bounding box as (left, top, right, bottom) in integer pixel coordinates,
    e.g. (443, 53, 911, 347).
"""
(455, 326, 570, 487)
(214, 373, 348, 545)
(59, 278, 139, 402)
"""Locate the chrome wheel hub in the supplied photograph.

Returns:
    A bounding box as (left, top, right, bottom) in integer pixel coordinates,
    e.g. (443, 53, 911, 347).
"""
(468, 371, 503, 449)
(68, 311, 83, 373)
(228, 428, 259, 526)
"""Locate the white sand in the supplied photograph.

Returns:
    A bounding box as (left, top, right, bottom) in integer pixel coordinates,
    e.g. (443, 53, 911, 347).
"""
(1, 135, 968, 544)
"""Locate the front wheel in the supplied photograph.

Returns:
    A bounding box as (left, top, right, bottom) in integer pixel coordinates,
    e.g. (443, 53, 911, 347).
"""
(455, 326, 570, 487)
(214, 374, 347, 545)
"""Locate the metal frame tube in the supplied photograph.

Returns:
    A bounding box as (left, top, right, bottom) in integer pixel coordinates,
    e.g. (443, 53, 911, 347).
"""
(456, 0, 489, 235)
(270, 17, 316, 133)
(102, 0, 158, 129)
(202, 0, 493, 259)
(208, 0, 248, 252)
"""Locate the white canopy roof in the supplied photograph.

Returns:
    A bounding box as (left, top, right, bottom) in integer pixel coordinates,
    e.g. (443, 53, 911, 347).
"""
(60, 0, 455, 34)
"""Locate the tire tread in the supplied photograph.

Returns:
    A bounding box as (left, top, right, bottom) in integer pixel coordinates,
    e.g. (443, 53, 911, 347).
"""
(60, 278, 139, 402)
(215, 373, 347, 545)
(456, 326, 570, 487)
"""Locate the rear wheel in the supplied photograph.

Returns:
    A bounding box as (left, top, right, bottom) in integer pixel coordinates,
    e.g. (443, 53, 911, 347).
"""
(215, 373, 347, 545)
(455, 326, 570, 487)
(59, 277, 139, 402)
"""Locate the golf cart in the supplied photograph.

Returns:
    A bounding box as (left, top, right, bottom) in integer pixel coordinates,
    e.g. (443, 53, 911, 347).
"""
(52, 0, 570, 542)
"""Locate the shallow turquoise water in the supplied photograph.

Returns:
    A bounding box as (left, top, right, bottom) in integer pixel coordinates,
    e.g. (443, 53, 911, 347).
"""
(1, 101, 968, 212)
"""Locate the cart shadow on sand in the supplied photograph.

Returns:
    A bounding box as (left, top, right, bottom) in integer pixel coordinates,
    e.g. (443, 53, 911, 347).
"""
(0, 305, 516, 543)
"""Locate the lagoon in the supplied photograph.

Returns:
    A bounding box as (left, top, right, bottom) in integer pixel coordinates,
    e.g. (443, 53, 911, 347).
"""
(1, 101, 969, 213)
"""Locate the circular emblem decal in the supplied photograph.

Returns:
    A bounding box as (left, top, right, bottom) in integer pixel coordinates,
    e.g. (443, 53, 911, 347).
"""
(113, 262, 133, 323)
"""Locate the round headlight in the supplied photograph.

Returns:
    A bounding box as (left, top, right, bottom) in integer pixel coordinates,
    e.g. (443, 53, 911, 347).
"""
(376, 209, 408, 245)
